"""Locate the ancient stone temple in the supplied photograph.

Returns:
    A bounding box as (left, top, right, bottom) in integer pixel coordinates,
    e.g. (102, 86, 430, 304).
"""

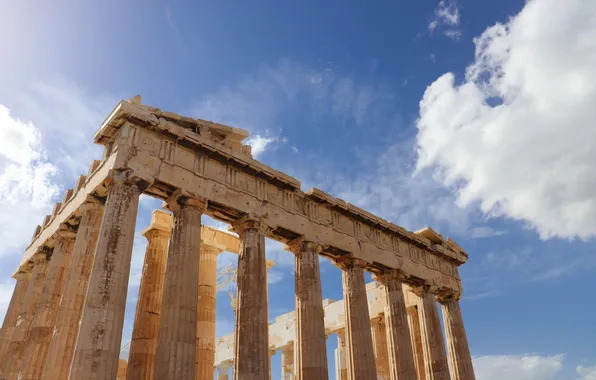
(0, 96, 475, 380)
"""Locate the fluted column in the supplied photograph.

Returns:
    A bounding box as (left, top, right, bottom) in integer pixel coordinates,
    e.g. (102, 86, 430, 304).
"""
(376, 272, 417, 380)
(19, 224, 77, 379)
(407, 307, 426, 380)
(216, 365, 230, 380)
(231, 217, 269, 380)
(286, 239, 328, 380)
(371, 317, 390, 380)
(43, 199, 105, 380)
(281, 344, 294, 380)
(0, 252, 49, 377)
(69, 170, 144, 379)
(414, 287, 449, 380)
(154, 194, 206, 380)
(338, 258, 376, 380)
(118, 359, 128, 380)
(0, 271, 30, 365)
(439, 295, 475, 380)
(196, 244, 223, 380)
(335, 329, 348, 380)
(127, 210, 172, 380)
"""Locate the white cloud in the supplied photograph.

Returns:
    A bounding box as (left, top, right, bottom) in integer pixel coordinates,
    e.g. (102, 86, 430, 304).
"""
(428, 0, 461, 39)
(416, 0, 596, 240)
(467, 227, 506, 239)
(0, 105, 59, 258)
(578, 364, 596, 380)
(473, 354, 564, 380)
(246, 135, 278, 157)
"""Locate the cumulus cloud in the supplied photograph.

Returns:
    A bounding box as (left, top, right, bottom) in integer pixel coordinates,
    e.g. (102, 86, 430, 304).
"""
(246, 135, 278, 157)
(428, 0, 461, 39)
(578, 364, 596, 380)
(0, 105, 59, 258)
(473, 354, 564, 380)
(416, 0, 596, 240)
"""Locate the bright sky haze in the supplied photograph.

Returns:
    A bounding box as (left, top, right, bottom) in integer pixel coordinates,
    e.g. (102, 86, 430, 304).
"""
(1, 0, 595, 379)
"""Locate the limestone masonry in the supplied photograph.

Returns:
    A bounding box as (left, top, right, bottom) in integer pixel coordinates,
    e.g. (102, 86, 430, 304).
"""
(0, 96, 475, 379)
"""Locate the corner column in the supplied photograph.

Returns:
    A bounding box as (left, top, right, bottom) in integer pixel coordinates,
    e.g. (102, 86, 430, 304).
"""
(376, 272, 417, 380)
(19, 224, 77, 379)
(337, 258, 376, 380)
(334, 329, 348, 380)
(0, 271, 30, 365)
(127, 210, 172, 380)
(69, 170, 144, 379)
(0, 252, 49, 377)
(413, 287, 449, 380)
(231, 217, 269, 380)
(154, 194, 206, 379)
(286, 239, 328, 380)
(281, 343, 294, 380)
(196, 244, 224, 380)
(438, 294, 475, 380)
(371, 317, 390, 380)
(43, 199, 105, 379)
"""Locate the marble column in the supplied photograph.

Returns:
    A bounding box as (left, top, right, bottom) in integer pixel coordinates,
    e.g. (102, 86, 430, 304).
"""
(407, 307, 426, 380)
(414, 287, 449, 380)
(339, 259, 376, 380)
(19, 224, 77, 379)
(0, 271, 30, 366)
(376, 272, 417, 380)
(232, 217, 269, 380)
(216, 365, 230, 380)
(196, 244, 223, 380)
(43, 199, 105, 380)
(118, 359, 128, 380)
(281, 344, 294, 380)
(287, 239, 328, 380)
(335, 329, 348, 380)
(154, 195, 206, 380)
(69, 170, 143, 379)
(127, 210, 172, 380)
(439, 295, 475, 380)
(371, 317, 390, 380)
(0, 252, 49, 377)
(268, 350, 275, 380)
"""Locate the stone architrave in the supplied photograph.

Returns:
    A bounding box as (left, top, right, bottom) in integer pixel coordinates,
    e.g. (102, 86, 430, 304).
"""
(0, 271, 30, 365)
(407, 307, 427, 380)
(43, 200, 105, 380)
(286, 239, 329, 380)
(127, 210, 172, 380)
(154, 194, 206, 380)
(0, 252, 49, 377)
(439, 295, 476, 380)
(371, 317, 390, 380)
(231, 217, 269, 380)
(338, 258, 377, 380)
(376, 271, 417, 380)
(335, 329, 348, 380)
(414, 287, 450, 380)
(19, 224, 77, 379)
(196, 244, 223, 380)
(281, 344, 294, 380)
(69, 170, 144, 379)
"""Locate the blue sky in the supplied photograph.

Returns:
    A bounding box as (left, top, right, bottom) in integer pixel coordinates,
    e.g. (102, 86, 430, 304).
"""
(1, 0, 595, 379)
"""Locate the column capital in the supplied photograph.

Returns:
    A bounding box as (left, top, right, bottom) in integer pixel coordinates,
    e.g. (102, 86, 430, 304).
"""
(54, 223, 78, 241)
(332, 257, 367, 271)
(410, 284, 439, 297)
(164, 189, 207, 213)
(372, 269, 407, 284)
(106, 168, 151, 192)
(202, 244, 225, 256)
(284, 237, 323, 255)
(13, 270, 31, 281)
(79, 197, 106, 214)
(436, 290, 462, 303)
(230, 215, 269, 234)
(142, 209, 173, 238)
